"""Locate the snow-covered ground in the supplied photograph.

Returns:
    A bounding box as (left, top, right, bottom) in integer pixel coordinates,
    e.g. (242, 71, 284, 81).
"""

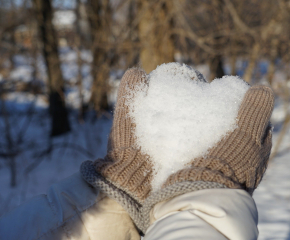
(0, 105, 112, 215)
(254, 103, 290, 240)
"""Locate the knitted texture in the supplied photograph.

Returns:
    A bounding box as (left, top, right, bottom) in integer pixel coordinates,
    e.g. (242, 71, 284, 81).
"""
(80, 160, 143, 231)
(80, 160, 226, 234)
(164, 85, 274, 195)
(93, 68, 153, 203)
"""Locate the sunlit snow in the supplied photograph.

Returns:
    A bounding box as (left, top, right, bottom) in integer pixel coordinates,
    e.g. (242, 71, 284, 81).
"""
(126, 63, 249, 190)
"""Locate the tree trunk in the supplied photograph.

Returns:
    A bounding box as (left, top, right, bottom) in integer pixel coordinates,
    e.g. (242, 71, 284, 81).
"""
(87, 0, 111, 112)
(243, 42, 260, 83)
(33, 0, 70, 136)
(75, 0, 85, 122)
(138, 0, 175, 73)
(267, 39, 278, 86)
(209, 55, 225, 81)
(230, 54, 237, 75)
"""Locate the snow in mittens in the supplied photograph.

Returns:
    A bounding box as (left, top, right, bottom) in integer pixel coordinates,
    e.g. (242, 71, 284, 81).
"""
(126, 62, 250, 191)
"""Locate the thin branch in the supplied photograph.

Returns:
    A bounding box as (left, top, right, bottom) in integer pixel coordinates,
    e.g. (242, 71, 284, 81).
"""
(223, 0, 257, 38)
(171, 28, 221, 54)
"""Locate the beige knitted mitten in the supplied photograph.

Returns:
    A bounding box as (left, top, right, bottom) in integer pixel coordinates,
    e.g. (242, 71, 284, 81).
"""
(80, 68, 154, 233)
(163, 85, 274, 195)
(95, 68, 154, 202)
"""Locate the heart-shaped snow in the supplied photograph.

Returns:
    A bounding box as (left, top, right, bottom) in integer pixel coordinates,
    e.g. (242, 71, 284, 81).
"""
(126, 63, 249, 191)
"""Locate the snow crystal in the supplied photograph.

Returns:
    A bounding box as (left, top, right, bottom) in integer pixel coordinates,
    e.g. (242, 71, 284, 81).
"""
(126, 62, 250, 191)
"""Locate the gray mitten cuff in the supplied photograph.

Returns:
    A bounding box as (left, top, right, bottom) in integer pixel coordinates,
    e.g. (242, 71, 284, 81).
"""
(80, 160, 144, 233)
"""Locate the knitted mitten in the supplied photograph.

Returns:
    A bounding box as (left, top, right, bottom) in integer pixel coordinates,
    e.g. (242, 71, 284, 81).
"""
(163, 85, 274, 195)
(81, 68, 153, 232)
(96, 68, 153, 202)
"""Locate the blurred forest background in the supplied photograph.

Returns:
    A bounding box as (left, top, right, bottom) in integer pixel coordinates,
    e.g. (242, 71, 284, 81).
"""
(1, 0, 290, 238)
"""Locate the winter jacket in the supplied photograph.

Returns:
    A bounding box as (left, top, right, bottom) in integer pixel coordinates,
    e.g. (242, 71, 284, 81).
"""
(0, 173, 258, 240)
(144, 188, 258, 240)
(0, 173, 140, 240)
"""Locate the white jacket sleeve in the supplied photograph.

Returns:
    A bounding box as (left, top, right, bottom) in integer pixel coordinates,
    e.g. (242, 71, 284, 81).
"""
(0, 173, 140, 240)
(144, 189, 258, 240)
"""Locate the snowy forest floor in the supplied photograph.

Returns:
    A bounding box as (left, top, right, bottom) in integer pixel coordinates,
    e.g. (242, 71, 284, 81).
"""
(254, 122, 290, 238)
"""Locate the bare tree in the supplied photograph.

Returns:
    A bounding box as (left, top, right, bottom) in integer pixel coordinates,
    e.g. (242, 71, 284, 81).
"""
(87, 0, 112, 112)
(32, 0, 70, 136)
(74, 0, 86, 121)
(138, 0, 175, 73)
